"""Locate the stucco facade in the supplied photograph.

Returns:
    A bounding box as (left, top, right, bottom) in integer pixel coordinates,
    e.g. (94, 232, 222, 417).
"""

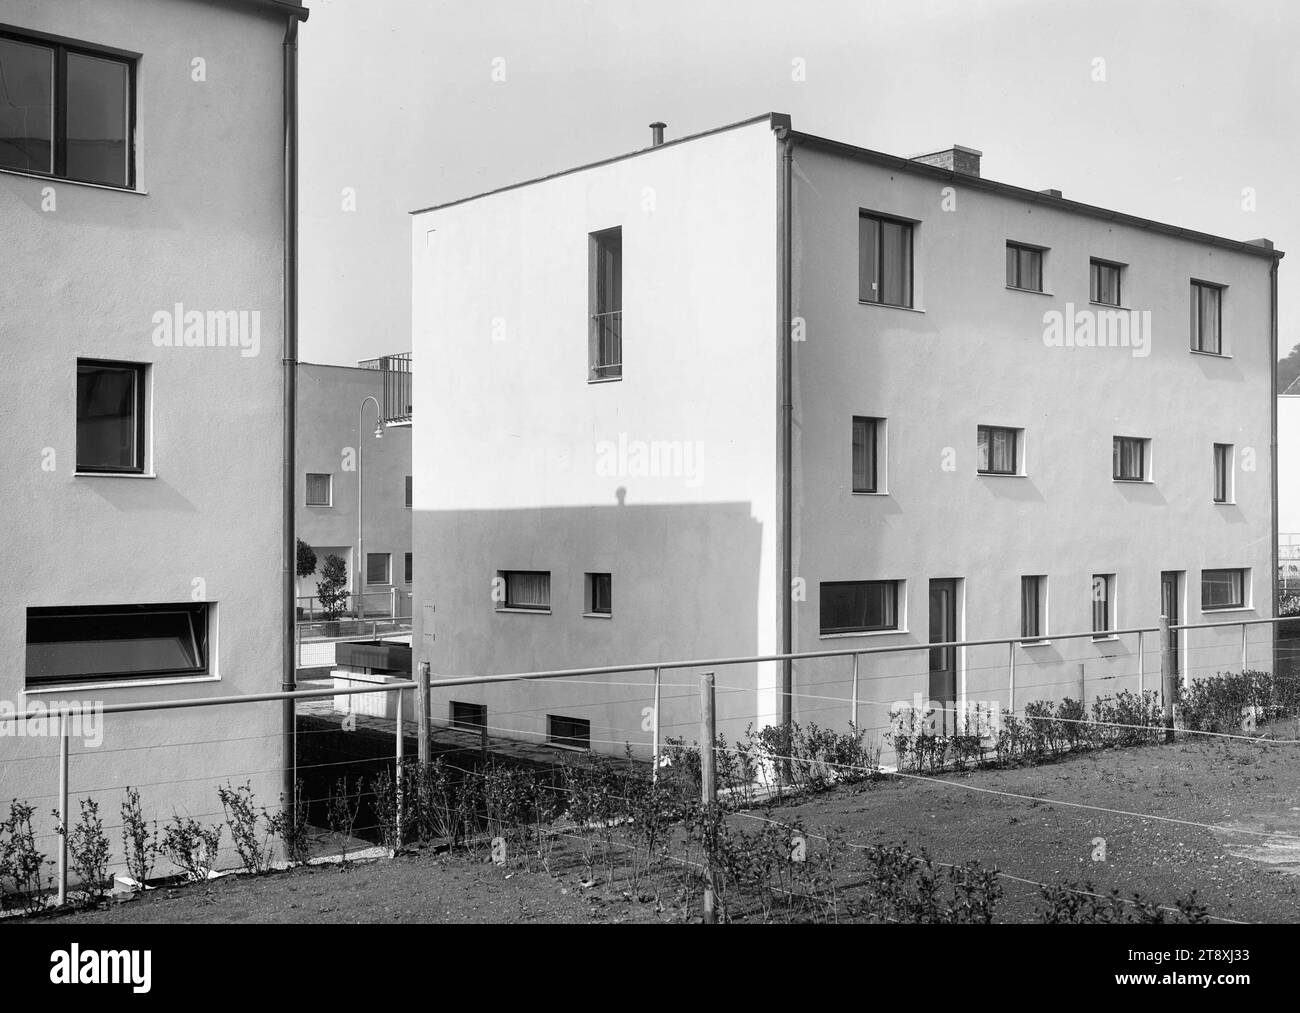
(410, 114, 1280, 759)
(296, 361, 413, 615)
(0, 0, 301, 866)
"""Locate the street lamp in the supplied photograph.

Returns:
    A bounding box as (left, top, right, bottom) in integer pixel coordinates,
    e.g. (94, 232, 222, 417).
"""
(356, 395, 383, 620)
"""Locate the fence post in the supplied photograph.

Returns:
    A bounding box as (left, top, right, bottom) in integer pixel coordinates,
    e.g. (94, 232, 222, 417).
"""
(56, 711, 69, 907)
(1160, 615, 1175, 744)
(1241, 622, 1248, 674)
(417, 661, 431, 766)
(850, 652, 859, 730)
(651, 666, 662, 784)
(700, 670, 717, 925)
(394, 687, 405, 850)
(1008, 641, 1016, 713)
(1137, 629, 1145, 694)
(390, 586, 398, 619)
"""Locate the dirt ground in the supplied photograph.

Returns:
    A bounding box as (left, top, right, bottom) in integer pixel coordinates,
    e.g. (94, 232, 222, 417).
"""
(35, 736, 1300, 924)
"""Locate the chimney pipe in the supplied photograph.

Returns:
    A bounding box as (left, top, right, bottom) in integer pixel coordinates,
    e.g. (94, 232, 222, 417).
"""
(650, 121, 666, 146)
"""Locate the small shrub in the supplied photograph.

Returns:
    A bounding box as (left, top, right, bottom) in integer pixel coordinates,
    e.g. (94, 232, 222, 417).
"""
(325, 777, 362, 863)
(161, 815, 222, 883)
(0, 800, 52, 914)
(217, 780, 274, 874)
(55, 798, 111, 906)
(120, 786, 159, 891)
(267, 779, 311, 866)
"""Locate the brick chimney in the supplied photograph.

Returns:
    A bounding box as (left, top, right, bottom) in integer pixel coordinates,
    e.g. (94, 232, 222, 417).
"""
(910, 145, 982, 178)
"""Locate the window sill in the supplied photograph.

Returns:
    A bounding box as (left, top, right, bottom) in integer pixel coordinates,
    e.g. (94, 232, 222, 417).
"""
(1018, 639, 1052, 648)
(1006, 286, 1053, 297)
(1213, 500, 1235, 506)
(1201, 606, 1253, 615)
(496, 607, 552, 615)
(1091, 634, 1118, 643)
(547, 741, 589, 753)
(582, 612, 613, 620)
(0, 165, 147, 195)
(1113, 478, 1153, 485)
(75, 471, 156, 479)
(1088, 300, 1128, 310)
(1190, 349, 1230, 359)
(852, 490, 889, 496)
(858, 301, 924, 313)
(820, 629, 907, 640)
(977, 472, 1026, 478)
(588, 375, 623, 384)
(25, 673, 219, 697)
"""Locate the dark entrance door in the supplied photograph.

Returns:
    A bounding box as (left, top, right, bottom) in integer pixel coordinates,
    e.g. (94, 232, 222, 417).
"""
(1161, 571, 1181, 682)
(929, 579, 959, 735)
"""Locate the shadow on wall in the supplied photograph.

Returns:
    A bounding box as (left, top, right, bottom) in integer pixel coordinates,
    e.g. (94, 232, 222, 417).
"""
(412, 498, 766, 757)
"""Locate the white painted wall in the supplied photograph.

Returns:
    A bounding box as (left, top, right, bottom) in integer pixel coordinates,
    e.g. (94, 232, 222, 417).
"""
(1280, 396, 1300, 533)
(411, 119, 781, 754)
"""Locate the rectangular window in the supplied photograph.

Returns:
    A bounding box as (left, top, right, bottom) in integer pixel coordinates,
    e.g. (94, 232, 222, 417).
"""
(852, 417, 881, 492)
(977, 426, 1019, 475)
(305, 473, 332, 507)
(1201, 568, 1246, 611)
(366, 552, 391, 586)
(1006, 243, 1044, 292)
(1091, 574, 1114, 637)
(501, 570, 551, 611)
(450, 701, 486, 732)
(26, 603, 209, 687)
(1113, 436, 1147, 481)
(1090, 259, 1122, 306)
(859, 212, 914, 307)
(1213, 444, 1232, 503)
(405, 475, 413, 508)
(404, 552, 413, 584)
(586, 572, 612, 615)
(76, 359, 145, 473)
(589, 227, 622, 380)
(548, 714, 591, 750)
(0, 30, 134, 188)
(1021, 575, 1046, 641)
(1191, 281, 1223, 354)
(820, 580, 900, 635)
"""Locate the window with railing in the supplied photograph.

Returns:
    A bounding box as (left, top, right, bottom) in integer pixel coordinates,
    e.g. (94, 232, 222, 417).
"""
(589, 227, 622, 380)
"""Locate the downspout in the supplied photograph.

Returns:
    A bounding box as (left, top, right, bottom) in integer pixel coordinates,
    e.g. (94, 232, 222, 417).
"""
(775, 119, 795, 742)
(1271, 252, 1282, 625)
(281, 9, 306, 807)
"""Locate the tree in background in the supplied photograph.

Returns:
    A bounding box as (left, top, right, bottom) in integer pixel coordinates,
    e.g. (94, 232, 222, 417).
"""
(316, 554, 350, 622)
(296, 538, 318, 579)
(1279, 341, 1300, 394)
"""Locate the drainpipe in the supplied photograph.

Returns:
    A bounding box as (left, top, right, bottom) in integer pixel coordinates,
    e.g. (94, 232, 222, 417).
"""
(1270, 253, 1282, 624)
(281, 9, 306, 807)
(774, 118, 795, 741)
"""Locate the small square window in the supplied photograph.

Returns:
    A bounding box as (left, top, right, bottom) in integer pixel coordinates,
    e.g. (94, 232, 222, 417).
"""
(1201, 568, 1246, 611)
(499, 571, 551, 612)
(1113, 436, 1148, 482)
(977, 426, 1020, 475)
(450, 701, 486, 731)
(548, 714, 591, 750)
(76, 359, 146, 473)
(585, 572, 612, 615)
(366, 552, 391, 586)
(306, 473, 332, 507)
(820, 580, 900, 635)
(1006, 243, 1044, 292)
(1090, 259, 1123, 306)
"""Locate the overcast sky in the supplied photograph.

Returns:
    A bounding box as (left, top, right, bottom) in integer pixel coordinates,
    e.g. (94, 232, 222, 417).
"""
(298, 0, 1299, 366)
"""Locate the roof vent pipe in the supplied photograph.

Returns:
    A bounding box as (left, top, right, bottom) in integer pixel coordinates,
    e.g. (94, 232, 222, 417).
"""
(650, 121, 666, 146)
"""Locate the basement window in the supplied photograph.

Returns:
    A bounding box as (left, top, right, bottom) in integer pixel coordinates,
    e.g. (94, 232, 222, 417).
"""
(450, 701, 486, 732)
(548, 715, 591, 750)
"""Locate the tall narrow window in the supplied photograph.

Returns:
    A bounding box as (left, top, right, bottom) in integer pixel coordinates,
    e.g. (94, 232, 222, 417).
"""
(859, 212, 914, 307)
(1113, 436, 1147, 482)
(1091, 574, 1114, 638)
(305, 473, 332, 506)
(500, 571, 551, 612)
(1021, 575, 1046, 641)
(76, 359, 145, 473)
(1191, 281, 1223, 354)
(852, 417, 881, 492)
(405, 475, 413, 508)
(26, 603, 209, 686)
(585, 572, 612, 616)
(404, 552, 413, 584)
(1090, 259, 1122, 306)
(0, 30, 134, 188)
(589, 227, 622, 380)
(977, 426, 1019, 475)
(1213, 444, 1232, 503)
(1006, 243, 1044, 291)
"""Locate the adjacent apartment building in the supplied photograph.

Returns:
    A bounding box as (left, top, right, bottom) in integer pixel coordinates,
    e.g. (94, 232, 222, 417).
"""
(0, 0, 307, 854)
(410, 113, 1281, 757)
(296, 359, 413, 619)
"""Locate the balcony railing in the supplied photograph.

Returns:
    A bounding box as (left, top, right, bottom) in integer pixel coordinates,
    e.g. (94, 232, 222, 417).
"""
(589, 311, 622, 381)
(358, 352, 412, 425)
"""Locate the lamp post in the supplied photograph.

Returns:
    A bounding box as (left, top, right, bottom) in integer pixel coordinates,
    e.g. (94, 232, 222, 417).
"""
(356, 395, 383, 621)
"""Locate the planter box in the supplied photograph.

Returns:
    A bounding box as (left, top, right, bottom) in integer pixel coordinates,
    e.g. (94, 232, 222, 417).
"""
(331, 670, 412, 720)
